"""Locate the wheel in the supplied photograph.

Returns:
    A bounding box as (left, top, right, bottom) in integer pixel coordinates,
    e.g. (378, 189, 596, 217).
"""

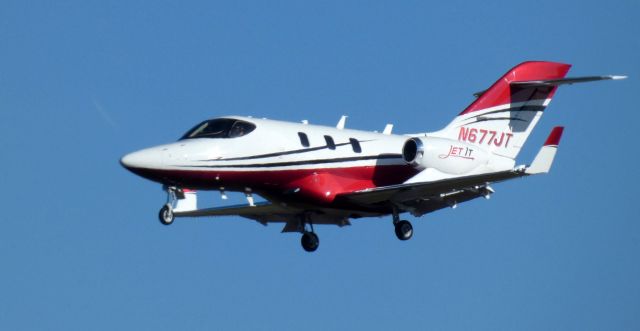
(301, 232, 319, 252)
(394, 220, 413, 241)
(158, 204, 175, 225)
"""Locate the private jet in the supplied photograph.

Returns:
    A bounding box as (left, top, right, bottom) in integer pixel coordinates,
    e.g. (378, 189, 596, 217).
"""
(121, 61, 625, 252)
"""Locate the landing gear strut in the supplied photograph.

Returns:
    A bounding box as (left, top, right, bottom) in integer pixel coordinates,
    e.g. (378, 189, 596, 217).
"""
(392, 207, 413, 241)
(300, 218, 319, 252)
(158, 186, 178, 225)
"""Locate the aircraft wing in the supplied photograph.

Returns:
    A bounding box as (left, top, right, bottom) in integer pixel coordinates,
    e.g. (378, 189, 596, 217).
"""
(340, 169, 521, 205)
(337, 126, 564, 216)
(174, 201, 292, 219)
(335, 169, 524, 217)
(173, 200, 355, 232)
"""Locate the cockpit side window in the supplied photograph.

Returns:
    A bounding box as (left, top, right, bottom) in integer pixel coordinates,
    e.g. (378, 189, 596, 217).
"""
(228, 121, 254, 138)
(180, 118, 256, 140)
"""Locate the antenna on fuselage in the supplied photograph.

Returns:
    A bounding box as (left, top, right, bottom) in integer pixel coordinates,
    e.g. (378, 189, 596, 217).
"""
(245, 188, 255, 207)
(383, 124, 393, 135)
(301, 120, 309, 125)
(336, 115, 347, 129)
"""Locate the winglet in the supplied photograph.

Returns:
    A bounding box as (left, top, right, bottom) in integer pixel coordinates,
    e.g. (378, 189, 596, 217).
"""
(526, 126, 564, 175)
(543, 126, 564, 146)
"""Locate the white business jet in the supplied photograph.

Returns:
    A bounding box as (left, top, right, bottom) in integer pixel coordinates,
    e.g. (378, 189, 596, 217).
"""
(121, 61, 625, 252)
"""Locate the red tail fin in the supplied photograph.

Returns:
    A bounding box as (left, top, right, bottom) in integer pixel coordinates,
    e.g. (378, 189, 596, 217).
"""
(462, 61, 571, 115)
(430, 61, 572, 160)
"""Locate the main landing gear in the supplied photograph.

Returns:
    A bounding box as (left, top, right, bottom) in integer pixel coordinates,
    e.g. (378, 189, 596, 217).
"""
(392, 208, 413, 241)
(394, 220, 413, 240)
(301, 231, 319, 252)
(300, 218, 319, 252)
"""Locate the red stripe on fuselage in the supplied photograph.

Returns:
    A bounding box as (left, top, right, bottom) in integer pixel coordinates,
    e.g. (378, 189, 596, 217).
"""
(126, 165, 419, 204)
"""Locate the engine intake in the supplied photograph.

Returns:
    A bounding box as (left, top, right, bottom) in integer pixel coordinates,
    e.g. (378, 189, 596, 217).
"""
(402, 138, 424, 165)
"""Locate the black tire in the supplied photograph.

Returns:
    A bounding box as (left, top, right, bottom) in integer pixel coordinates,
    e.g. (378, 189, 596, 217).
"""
(394, 220, 413, 241)
(301, 232, 319, 252)
(158, 205, 174, 225)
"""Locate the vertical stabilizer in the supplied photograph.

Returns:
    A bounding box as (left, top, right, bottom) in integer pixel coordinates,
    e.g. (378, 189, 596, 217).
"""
(430, 61, 571, 160)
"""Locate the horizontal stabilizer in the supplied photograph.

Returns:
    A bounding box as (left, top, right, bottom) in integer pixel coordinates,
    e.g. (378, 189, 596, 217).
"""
(512, 75, 627, 87)
(526, 126, 564, 175)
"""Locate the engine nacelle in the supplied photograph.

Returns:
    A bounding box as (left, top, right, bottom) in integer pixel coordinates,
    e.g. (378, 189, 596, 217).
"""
(402, 137, 489, 174)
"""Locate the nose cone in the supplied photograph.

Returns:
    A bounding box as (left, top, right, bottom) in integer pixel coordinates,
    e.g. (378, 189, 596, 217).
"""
(120, 147, 164, 171)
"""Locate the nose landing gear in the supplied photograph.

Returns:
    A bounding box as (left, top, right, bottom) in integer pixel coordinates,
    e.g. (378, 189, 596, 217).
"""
(159, 204, 175, 225)
(158, 186, 180, 225)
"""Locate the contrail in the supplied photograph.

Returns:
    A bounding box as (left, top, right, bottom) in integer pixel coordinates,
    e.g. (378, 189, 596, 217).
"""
(93, 99, 118, 129)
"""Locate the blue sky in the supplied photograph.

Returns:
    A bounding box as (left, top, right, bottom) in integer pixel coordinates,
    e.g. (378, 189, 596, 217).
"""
(1, 1, 638, 330)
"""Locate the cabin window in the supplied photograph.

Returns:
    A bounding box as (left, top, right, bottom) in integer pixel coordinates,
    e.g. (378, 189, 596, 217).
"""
(349, 138, 362, 153)
(298, 132, 310, 147)
(324, 135, 336, 150)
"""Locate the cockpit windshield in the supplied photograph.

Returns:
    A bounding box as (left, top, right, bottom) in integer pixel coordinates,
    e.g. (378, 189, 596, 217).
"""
(180, 118, 256, 140)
